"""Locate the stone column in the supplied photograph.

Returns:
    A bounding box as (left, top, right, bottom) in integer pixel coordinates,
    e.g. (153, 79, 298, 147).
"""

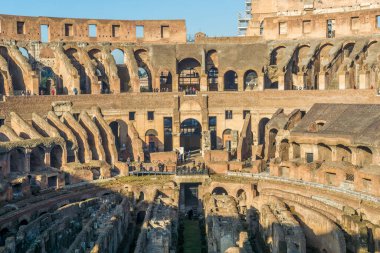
(318, 73, 326, 90)
(338, 71, 347, 90)
(45, 148, 52, 167)
(238, 74, 244, 91)
(24, 150, 31, 173)
(200, 74, 207, 92)
(278, 75, 285, 90)
(218, 75, 224, 91)
(257, 75, 264, 91)
(172, 73, 179, 92)
(359, 71, 369, 90)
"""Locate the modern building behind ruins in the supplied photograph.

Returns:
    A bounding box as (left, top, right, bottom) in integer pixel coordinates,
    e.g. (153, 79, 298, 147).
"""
(0, 0, 380, 252)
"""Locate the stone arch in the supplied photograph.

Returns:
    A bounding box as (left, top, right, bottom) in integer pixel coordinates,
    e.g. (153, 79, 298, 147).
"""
(65, 48, 89, 94)
(343, 42, 355, 58)
(222, 129, 233, 151)
(336, 144, 352, 163)
(244, 70, 258, 90)
(270, 46, 286, 66)
(178, 58, 201, 91)
(30, 146, 45, 172)
(318, 143, 332, 162)
(224, 70, 238, 91)
(180, 118, 202, 152)
(159, 70, 172, 92)
(258, 117, 270, 145)
(9, 148, 25, 173)
(88, 48, 109, 94)
(134, 49, 152, 92)
(51, 145, 63, 169)
(212, 187, 228, 195)
(0, 227, 10, 246)
(0, 46, 26, 94)
(356, 146, 373, 167)
(206, 49, 218, 70)
(111, 48, 130, 92)
(279, 139, 290, 161)
(145, 129, 159, 153)
(38, 66, 57, 95)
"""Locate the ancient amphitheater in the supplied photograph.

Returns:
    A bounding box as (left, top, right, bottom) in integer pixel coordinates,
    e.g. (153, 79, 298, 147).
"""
(1, 0, 380, 252)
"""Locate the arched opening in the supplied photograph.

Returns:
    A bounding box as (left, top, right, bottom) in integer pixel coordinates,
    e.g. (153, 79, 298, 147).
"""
(236, 189, 246, 199)
(112, 49, 130, 92)
(244, 70, 258, 90)
(279, 139, 290, 161)
(138, 67, 151, 92)
(0, 228, 10, 246)
(270, 46, 286, 66)
(292, 142, 301, 159)
(0, 46, 26, 94)
(138, 191, 145, 202)
(258, 118, 270, 145)
(9, 148, 25, 173)
(206, 50, 218, 91)
(207, 67, 218, 91)
(336, 145, 352, 163)
(39, 67, 55, 95)
(109, 120, 130, 161)
(222, 129, 233, 151)
(180, 118, 202, 152)
(0, 72, 5, 96)
(51, 145, 63, 169)
(145, 129, 159, 153)
(224, 70, 238, 91)
(135, 49, 152, 92)
(159, 70, 172, 92)
(30, 146, 45, 172)
(89, 49, 109, 94)
(212, 187, 228, 195)
(356, 146, 373, 167)
(318, 143, 332, 162)
(19, 47, 29, 60)
(65, 48, 87, 94)
(268, 129, 278, 160)
(18, 219, 28, 227)
(178, 58, 201, 92)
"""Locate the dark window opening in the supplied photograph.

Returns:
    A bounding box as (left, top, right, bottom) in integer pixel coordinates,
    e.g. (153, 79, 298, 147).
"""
(147, 111, 154, 121)
(17, 21, 25, 35)
(65, 24, 73, 36)
(129, 111, 136, 121)
(243, 110, 250, 119)
(112, 25, 120, 37)
(225, 110, 233, 120)
(306, 153, 314, 163)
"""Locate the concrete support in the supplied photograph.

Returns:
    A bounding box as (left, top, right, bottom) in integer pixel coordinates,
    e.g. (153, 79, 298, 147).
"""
(359, 71, 370, 90)
(45, 148, 51, 167)
(238, 75, 244, 91)
(319, 74, 326, 90)
(257, 75, 264, 91)
(338, 72, 347, 90)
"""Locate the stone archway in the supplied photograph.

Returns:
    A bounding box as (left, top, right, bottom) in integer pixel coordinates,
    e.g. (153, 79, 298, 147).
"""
(180, 118, 202, 152)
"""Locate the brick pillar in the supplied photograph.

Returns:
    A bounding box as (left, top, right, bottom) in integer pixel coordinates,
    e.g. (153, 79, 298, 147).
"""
(278, 75, 285, 90)
(319, 74, 326, 90)
(338, 72, 347, 90)
(257, 75, 264, 91)
(200, 74, 208, 92)
(45, 148, 52, 167)
(24, 150, 31, 173)
(218, 75, 224, 91)
(359, 71, 369, 90)
(238, 74, 244, 91)
(172, 74, 179, 92)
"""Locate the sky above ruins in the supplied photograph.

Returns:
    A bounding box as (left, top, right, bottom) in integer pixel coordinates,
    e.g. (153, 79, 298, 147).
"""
(2, 0, 243, 37)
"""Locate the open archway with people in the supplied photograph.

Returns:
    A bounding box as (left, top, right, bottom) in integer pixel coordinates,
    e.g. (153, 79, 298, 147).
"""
(135, 49, 152, 92)
(244, 70, 258, 90)
(159, 70, 172, 92)
(109, 120, 130, 161)
(65, 48, 89, 94)
(180, 118, 202, 152)
(178, 58, 201, 93)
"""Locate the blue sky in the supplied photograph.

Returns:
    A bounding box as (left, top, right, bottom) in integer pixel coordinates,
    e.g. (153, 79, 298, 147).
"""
(1, 0, 244, 37)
